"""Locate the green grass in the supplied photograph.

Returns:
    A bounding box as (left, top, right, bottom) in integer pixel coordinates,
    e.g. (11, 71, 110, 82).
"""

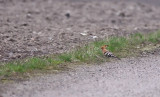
(0, 31, 160, 78)
(0, 57, 64, 77)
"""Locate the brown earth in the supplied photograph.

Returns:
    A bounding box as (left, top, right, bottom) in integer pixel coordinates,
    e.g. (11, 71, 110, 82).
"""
(0, 0, 160, 62)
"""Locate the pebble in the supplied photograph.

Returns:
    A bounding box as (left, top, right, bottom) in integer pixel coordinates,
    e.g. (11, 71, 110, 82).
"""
(65, 10, 71, 18)
(9, 52, 14, 57)
(26, 13, 31, 18)
(65, 13, 70, 18)
(80, 33, 87, 36)
(92, 36, 98, 39)
(117, 11, 126, 17)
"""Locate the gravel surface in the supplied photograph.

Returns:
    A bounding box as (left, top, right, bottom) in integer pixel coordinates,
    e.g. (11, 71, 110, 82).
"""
(1, 54, 160, 97)
(1, 0, 160, 61)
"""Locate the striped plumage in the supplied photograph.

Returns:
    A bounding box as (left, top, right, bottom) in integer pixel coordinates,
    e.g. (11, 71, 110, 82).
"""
(101, 45, 120, 60)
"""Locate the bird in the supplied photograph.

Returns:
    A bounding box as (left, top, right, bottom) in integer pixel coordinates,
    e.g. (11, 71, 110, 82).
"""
(101, 45, 120, 60)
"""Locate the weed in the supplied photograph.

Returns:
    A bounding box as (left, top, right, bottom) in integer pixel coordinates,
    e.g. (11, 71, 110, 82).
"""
(58, 53, 72, 62)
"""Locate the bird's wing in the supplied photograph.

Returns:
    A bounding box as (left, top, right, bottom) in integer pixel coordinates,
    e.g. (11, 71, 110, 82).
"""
(104, 51, 114, 57)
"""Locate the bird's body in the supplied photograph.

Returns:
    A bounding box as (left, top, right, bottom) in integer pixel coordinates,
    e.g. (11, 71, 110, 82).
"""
(101, 45, 120, 60)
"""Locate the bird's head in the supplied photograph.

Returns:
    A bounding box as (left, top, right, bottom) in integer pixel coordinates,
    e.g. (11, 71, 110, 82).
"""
(101, 45, 108, 50)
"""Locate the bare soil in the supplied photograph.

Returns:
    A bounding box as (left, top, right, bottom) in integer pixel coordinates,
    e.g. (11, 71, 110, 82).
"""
(1, 0, 160, 61)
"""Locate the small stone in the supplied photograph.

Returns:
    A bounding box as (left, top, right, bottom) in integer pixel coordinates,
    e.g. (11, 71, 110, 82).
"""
(17, 55, 21, 58)
(65, 13, 70, 18)
(92, 36, 98, 39)
(32, 31, 37, 34)
(30, 38, 35, 41)
(65, 10, 71, 18)
(21, 23, 28, 26)
(9, 52, 13, 57)
(45, 16, 51, 21)
(134, 27, 138, 30)
(48, 37, 53, 40)
(80, 33, 87, 36)
(117, 11, 125, 17)
(26, 14, 31, 18)
(136, 46, 140, 48)
(66, 28, 71, 31)
(9, 38, 16, 42)
(144, 24, 148, 27)
(111, 19, 116, 23)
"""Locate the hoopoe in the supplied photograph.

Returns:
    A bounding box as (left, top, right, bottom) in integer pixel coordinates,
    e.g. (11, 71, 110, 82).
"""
(101, 45, 120, 60)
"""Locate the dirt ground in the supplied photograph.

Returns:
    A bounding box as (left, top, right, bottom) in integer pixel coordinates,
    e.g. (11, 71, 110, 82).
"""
(0, 0, 160, 61)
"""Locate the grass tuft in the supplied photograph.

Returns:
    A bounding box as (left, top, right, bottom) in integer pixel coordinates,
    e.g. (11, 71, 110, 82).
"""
(148, 32, 159, 43)
(58, 53, 72, 62)
(108, 36, 127, 52)
(130, 33, 145, 44)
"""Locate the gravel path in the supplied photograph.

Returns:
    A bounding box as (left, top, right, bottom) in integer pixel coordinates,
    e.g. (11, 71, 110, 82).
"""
(1, 54, 160, 97)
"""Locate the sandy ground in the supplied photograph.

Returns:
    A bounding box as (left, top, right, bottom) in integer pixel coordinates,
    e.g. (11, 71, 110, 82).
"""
(0, 0, 160, 61)
(1, 53, 160, 97)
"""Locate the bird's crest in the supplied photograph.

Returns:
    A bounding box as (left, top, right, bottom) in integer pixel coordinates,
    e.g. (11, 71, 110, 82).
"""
(101, 45, 108, 49)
